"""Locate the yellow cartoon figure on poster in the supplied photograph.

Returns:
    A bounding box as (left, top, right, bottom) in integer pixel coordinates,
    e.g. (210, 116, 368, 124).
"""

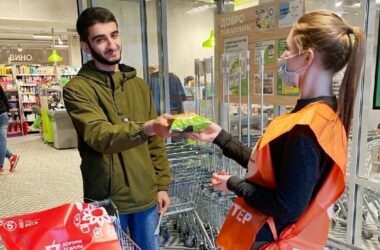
(255, 6, 275, 32)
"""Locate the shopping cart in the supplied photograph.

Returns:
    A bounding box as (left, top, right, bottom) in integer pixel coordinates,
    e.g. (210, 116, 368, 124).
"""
(161, 143, 217, 249)
(90, 199, 141, 250)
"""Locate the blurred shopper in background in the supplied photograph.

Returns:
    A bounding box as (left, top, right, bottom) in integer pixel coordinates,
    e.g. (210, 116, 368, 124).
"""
(0, 85, 19, 175)
(148, 66, 186, 115)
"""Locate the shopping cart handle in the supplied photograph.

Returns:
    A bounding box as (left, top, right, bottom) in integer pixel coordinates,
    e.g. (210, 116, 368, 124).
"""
(91, 199, 111, 207)
(90, 199, 119, 212)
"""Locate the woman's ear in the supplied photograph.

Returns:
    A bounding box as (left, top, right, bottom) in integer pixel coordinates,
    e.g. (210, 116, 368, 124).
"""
(304, 49, 314, 66)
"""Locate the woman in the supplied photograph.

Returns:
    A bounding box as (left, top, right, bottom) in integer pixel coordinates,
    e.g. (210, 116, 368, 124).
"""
(0, 85, 20, 174)
(189, 11, 365, 249)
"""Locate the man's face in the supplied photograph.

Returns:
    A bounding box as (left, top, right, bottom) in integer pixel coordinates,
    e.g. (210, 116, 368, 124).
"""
(82, 22, 122, 66)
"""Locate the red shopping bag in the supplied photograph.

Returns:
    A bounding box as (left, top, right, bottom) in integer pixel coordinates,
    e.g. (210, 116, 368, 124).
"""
(0, 202, 122, 250)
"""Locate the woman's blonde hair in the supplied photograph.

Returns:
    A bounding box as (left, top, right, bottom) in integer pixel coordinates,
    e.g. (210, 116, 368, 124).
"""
(292, 10, 365, 135)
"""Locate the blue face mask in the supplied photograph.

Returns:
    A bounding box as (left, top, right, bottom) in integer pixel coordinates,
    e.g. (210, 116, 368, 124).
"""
(278, 52, 308, 87)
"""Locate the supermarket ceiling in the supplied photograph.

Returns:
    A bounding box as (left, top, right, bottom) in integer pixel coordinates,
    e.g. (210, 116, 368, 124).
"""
(0, 0, 77, 50)
(0, 0, 378, 50)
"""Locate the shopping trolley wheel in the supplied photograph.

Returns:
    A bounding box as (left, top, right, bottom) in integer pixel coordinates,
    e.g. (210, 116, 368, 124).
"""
(212, 227, 219, 237)
(331, 219, 336, 229)
(162, 227, 170, 242)
(362, 230, 373, 240)
(173, 220, 178, 230)
(184, 235, 196, 248)
(333, 204, 339, 212)
(198, 241, 207, 250)
(363, 209, 368, 220)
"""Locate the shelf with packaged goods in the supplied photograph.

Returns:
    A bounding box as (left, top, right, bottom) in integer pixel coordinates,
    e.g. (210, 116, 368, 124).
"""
(11, 65, 79, 135)
(5, 90, 24, 137)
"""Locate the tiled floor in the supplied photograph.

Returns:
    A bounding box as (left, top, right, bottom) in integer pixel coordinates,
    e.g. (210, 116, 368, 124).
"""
(0, 134, 82, 219)
(0, 134, 190, 250)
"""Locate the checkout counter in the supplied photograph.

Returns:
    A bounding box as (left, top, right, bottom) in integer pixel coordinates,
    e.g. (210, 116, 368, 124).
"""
(40, 86, 77, 149)
(47, 109, 77, 149)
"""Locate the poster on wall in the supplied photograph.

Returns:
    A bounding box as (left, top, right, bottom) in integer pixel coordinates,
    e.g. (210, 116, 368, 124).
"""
(224, 36, 249, 54)
(277, 38, 299, 95)
(278, 38, 286, 56)
(223, 36, 249, 96)
(254, 73, 274, 95)
(277, 78, 299, 96)
(278, 0, 303, 28)
(255, 6, 276, 32)
(226, 54, 249, 96)
(254, 40, 276, 64)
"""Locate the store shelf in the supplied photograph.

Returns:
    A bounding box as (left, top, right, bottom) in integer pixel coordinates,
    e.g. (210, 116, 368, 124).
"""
(5, 89, 18, 92)
(7, 131, 23, 137)
(17, 74, 55, 77)
(20, 84, 38, 87)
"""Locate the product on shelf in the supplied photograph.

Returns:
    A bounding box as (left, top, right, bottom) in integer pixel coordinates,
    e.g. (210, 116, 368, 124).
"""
(2, 64, 79, 136)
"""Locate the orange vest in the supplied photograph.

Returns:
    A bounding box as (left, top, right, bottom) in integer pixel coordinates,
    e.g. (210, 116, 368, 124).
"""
(216, 102, 347, 250)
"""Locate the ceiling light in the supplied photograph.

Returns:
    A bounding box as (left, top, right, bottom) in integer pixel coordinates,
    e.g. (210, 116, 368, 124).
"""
(202, 30, 215, 48)
(48, 28, 63, 64)
(48, 49, 63, 63)
(57, 36, 63, 45)
(54, 44, 68, 48)
(335, 1, 343, 7)
(17, 44, 23, 52)
(186, 5, 211, 14)
(33, 35, 53, 40)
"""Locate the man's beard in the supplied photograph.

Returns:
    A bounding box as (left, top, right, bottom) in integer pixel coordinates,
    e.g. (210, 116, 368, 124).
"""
(88, 44, 121, 66)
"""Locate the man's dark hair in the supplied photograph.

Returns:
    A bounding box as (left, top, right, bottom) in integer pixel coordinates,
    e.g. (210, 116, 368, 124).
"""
(76, 7, 118, 41)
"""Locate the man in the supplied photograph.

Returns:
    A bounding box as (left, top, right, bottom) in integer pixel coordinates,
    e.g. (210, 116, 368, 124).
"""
(63, 7, 171, 249)
(148, 66, 186, 115)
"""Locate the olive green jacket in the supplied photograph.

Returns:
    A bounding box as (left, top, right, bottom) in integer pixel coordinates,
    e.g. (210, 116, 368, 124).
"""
(63, 61, 170, 213)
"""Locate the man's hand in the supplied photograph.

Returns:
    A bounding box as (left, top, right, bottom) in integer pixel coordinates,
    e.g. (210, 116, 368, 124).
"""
(157, 191, 170, 215)
(144, 113, 174, 138)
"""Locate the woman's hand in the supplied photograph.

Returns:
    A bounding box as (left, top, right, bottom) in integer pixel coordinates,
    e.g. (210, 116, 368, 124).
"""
(211, 170, 231, 193)
(187, 122, 222, 143)
(143, 113, 174, 138)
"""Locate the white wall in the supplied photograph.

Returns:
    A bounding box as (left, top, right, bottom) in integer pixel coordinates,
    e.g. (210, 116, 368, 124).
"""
(94, 0, 144, 76)
(0, 0, 77, 31)
(166, 0, 215, 82)
(94, 0, 215, 82)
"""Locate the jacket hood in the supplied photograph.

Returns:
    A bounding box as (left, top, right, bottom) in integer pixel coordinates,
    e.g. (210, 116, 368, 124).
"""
(77, 60, 137, 86)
